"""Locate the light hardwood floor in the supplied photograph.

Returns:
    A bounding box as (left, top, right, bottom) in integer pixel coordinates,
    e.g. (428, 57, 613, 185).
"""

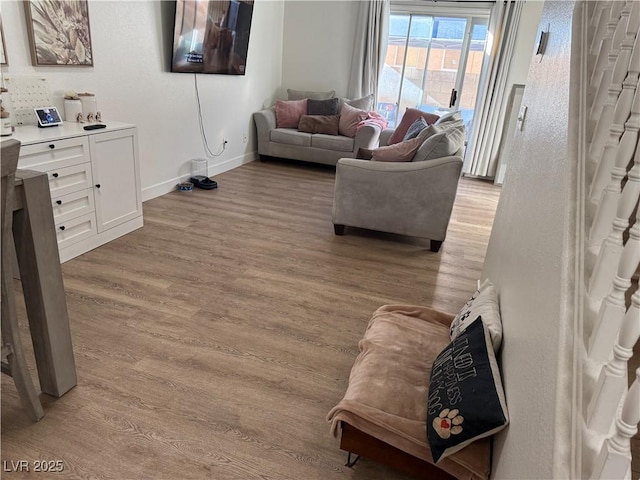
(2, 159, 501, 479)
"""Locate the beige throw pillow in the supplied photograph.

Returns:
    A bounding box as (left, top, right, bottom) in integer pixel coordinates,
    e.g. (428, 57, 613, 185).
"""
(287, 88, 335, 101)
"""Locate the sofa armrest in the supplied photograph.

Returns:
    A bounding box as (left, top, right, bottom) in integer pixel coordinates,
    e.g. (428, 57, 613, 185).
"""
(353, 125, 382, 152)
(379, 128, 394, 147)
(253, 107, 276, 155)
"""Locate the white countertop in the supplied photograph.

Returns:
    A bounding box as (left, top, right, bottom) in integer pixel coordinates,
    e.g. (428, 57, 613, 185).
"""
(6, 121, 136, 145)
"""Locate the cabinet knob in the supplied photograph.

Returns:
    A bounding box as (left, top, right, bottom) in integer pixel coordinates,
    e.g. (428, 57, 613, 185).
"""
(59, 226, 66, 231)
(52, 172, 59, 178)
(56, 200, 62, 205)
(95, 184, 101, 189)
(49, 144, 55, 149)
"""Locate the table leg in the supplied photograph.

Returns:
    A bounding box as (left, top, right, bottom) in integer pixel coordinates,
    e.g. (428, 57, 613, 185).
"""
(13, 171, 77, 397)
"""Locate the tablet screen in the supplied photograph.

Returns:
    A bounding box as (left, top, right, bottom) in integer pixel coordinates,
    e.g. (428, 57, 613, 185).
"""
(35, 107, 63, 126)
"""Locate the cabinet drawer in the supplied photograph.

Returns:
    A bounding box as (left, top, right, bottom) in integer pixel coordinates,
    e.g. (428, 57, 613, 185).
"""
(52, 189, 95, 225)
(20, 137, 90, 172)
(56, 213, 97, 250)
(47, 163, 93, 198)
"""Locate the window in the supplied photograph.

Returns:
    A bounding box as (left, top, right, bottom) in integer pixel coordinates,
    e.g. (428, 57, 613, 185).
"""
(377, 7, 489, 141)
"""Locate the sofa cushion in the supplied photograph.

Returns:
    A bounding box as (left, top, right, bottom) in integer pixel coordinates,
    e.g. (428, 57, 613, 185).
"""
(270, 128, 312, 147)
(339, 103, 368, 138)
(427, 319, 508, 463)
(287, 88, 335, 100)
(372, 136, 422, 162)
(275, 99, 307, 128)
(389, 108, 440, 145)
(307, 98, 339, 116)
(412, 124, 465, 162)
(298, 115, 340, 136)
(311, 134, 354, 152)
(450, 280, 502, 352)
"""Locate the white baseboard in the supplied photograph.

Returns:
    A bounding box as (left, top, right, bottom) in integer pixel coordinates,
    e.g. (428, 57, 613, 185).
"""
(141, 152, 257, 202)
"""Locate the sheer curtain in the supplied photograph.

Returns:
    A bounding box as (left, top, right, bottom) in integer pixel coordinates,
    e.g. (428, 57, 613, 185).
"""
(464, 0, 524, 178)
(348, 0, 390, 99)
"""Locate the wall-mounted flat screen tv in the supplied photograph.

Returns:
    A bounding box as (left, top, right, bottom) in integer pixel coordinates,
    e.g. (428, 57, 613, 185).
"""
(171, 0, 254, 75)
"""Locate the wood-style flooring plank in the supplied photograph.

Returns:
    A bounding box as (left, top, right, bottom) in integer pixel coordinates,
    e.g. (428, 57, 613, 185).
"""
(2, 159, 501, 479)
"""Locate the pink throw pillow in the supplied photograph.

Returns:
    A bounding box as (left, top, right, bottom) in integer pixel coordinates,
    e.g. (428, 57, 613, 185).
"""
(372, 136, 423, 162)
(388, 108, 440, 145)
(275, 99, 308, 128)
(339, 103, 368, 138)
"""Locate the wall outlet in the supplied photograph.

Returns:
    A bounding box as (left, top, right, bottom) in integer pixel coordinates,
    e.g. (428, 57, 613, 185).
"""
(242, 132, 248, 144)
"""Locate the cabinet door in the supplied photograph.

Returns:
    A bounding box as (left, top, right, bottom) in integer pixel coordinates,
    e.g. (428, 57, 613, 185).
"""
(90, 129, 142, 233)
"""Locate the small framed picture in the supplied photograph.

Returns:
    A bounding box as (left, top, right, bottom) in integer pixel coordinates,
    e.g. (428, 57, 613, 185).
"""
(24, 0, 93, 66)
(0, 15, 7, 65)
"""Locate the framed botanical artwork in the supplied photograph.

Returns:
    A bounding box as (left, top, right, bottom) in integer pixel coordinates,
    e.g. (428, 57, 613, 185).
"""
(0, 15, 7, 65)
(24, 0, 93, 66)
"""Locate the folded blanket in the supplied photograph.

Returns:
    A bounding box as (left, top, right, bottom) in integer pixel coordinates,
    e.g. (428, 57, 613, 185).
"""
(327, 304, 491, 480)
(356, 111, 388, 132)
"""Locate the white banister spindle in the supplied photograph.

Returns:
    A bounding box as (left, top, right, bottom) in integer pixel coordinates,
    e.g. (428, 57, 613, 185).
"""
(589, 31, 640, 199)
(587, 291, 640, 434)
(588, 79, 639, 245)
(589, 2, 623, 88)
(590, 3, 632, 151)
(588, 17, 637, 179)
(589, 1, 608, 40)
(588, 95, 640, 302)
(590, 368, 640, 480)
(588, 212, 640, 361)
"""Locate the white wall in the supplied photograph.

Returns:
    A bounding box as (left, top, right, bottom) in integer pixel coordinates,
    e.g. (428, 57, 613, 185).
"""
(482, 1, 577, 478)
(1, 0, 284, 200)
(281, 1, 359, 98)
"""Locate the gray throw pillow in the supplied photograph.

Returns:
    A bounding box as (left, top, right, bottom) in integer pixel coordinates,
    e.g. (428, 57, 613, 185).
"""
(307, 98, 339, 116)
(412, 124, 466, 162)
(403, 117, 428, 141)
(435, 110, 463, 126)
(287, 88, 336, 101)
(337, 94, 374, 112)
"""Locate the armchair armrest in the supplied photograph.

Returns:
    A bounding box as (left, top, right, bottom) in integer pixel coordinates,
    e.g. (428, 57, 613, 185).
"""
(253, 107, 276, 155)
(333, 157, 463, 242)
(379, 128, 394, 147)
(353, 125, 382, 152)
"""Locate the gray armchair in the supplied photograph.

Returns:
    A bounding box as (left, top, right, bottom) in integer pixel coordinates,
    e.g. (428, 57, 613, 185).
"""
(331, 116, 465, 252)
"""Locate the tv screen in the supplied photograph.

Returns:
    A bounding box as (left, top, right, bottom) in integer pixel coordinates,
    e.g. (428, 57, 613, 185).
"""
(171, 0, 254, 75)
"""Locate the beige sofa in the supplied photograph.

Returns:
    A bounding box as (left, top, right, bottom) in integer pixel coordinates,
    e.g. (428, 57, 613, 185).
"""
(253, 89, 382, 166)
(332, 114, 466, 252)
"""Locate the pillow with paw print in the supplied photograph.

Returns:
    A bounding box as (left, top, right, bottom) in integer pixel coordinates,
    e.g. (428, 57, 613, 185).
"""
(427, 319, 509, 463)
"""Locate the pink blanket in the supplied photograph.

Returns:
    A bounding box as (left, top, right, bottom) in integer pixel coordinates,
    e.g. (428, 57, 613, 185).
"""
(356, 111, 388, 132)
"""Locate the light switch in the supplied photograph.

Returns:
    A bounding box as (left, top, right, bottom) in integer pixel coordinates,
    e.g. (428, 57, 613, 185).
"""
(517, 105, 528, 131)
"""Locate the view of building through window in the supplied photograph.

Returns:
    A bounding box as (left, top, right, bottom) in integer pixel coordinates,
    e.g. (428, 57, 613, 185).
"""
(377, 14, 488, 138)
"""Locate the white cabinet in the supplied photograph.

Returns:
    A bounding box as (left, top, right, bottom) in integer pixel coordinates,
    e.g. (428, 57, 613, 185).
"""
(13, 121, 143, 263)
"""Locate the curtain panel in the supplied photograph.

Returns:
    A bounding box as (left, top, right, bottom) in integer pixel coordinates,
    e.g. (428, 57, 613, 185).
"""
(464, 0, 524, 178)
(348, 0, 390, 100)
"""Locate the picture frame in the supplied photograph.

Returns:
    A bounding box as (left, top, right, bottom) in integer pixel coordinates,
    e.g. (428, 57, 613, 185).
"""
(0, 15, 7, 65)
(24, 0, 93, 66)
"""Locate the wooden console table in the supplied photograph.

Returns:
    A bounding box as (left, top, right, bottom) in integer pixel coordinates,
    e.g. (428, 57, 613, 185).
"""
(12, 169, 76, 397)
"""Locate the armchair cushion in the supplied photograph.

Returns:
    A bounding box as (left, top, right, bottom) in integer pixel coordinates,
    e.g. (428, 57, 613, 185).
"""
(403, 117, 429, 141)
(413, 124, 465, 163)
(372, 136, 422, 162)
(389, 108, 440, 145)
